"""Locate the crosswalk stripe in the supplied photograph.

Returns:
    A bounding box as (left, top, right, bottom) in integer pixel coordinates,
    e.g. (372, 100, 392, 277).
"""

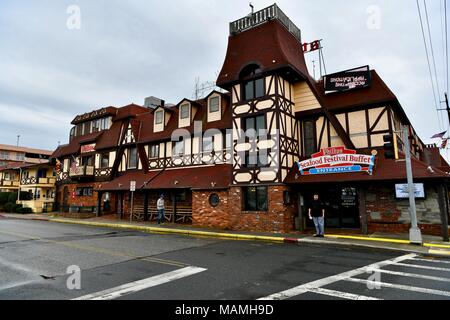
(412, 258, 450, 265)
(258, 253, 417, 300)
(373, 269, 450, 282)
(393, 262, 450, 272)
(307, 288, 380, 300)
(73, 266, 207, 300)
(344, 278, 450, 297)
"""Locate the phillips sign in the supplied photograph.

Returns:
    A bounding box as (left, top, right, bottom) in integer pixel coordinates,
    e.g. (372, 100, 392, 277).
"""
(298, 147, 376, 176)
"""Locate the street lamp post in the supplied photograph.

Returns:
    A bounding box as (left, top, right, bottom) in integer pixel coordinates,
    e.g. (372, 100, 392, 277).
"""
(403, 126, 423, 245)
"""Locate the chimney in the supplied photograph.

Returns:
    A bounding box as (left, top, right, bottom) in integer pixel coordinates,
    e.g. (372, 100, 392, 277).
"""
(144, 96, 165, 109)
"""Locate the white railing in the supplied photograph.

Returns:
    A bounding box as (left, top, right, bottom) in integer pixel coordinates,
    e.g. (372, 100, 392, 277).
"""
(229, 4, 301, 41)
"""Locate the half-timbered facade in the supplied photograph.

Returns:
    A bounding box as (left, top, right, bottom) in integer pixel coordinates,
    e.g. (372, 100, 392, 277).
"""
(52, 4, 450, 238)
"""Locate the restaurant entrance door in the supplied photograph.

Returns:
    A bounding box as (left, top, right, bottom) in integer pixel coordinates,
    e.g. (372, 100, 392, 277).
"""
(304, 186, 361, 229)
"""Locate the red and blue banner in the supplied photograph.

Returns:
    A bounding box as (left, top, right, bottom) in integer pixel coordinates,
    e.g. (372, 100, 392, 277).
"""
(298, 147, 376, 176)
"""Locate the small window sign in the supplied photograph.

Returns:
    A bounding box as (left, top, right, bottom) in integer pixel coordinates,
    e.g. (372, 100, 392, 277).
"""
(395, 183, 426, 199)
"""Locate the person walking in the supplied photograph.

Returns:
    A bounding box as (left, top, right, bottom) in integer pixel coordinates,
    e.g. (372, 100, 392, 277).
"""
(157, 194, 165, 225)
(308, 194, 325, 237)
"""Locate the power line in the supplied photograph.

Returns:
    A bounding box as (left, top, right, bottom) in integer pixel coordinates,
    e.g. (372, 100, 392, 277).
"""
(423, 0, 446, 131)
(417, 0, 445, 130)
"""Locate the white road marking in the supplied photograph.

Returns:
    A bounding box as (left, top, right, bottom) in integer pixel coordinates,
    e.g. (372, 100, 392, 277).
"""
(258, 253, 417, 300)
(345, 278, 450, 297)
(307, 288, 380, 300)
(373, 269, 450, 282)
(73, 266, 207, 300)
(412, 258, 450, 265)
(393, 262, 450, 272)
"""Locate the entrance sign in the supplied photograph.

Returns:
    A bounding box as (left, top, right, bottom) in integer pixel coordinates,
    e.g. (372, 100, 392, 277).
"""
(130, 181, 136, 192)
(324, 66, 372, 94)
(298, 147, 376, 176)
(395, 183, 426, 199)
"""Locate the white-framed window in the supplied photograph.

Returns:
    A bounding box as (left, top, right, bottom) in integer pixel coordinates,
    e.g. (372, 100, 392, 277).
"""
(128, 147, 138, 169)
(209, 96, 220, 113)
(180, 104, 190, 120)
(173, 140, 184, 157)
(149, 144, 160, 159)
(155, 110, 164, 125)
(202, 136, 214, 153)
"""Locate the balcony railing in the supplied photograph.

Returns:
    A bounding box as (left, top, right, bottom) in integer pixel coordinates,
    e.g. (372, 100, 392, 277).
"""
(69, 165, 95, 177)
(0, 180, 20, 187)
(20, 177, 56, 185)
(229, 4, 301, 42)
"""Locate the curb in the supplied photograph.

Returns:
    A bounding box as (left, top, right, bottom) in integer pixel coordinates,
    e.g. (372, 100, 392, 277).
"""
(5, 215, 450, 257)
(49, 219, 286, 243)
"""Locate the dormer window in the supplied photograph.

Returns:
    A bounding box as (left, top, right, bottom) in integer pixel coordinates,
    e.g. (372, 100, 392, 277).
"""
(209, 97, 220, 113)
(155, 110, 164, 125)
(180, 104, 190, 119)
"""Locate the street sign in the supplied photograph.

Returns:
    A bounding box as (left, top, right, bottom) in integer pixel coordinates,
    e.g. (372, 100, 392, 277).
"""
(130, 181, 136, 192)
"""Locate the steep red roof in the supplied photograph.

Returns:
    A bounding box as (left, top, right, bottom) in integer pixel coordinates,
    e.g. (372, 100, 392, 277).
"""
(308, 70, 397, 112)
(217, 19, 310, 88)
(285, 150, 449, 185)
(137, 93, 232, 144)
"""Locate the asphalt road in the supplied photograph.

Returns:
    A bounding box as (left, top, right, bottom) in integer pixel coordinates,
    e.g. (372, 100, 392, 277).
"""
(0, 217, 449, 300)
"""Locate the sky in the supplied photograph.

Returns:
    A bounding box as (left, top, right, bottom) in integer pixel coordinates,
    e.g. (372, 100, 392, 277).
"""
(0, 0, 449, 157)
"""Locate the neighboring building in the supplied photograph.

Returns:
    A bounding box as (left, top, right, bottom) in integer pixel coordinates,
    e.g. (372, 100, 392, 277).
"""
(52, 4, 450, 238)
(0, 144, 52, 168)
(0, 161, 57, 213)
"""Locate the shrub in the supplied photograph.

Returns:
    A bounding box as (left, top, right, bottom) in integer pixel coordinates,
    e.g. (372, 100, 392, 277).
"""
(7, 192, 18, 203)
(0, 193, 10, 205)
(17, 207, 33, 214)
(4, 202, 15, 213)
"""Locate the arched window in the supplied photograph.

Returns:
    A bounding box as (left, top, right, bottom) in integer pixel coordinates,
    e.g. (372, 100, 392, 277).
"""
(239, 64, 262, 79)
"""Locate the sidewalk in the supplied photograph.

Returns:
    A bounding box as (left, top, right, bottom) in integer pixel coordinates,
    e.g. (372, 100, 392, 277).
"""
(2, 213, 450, 257)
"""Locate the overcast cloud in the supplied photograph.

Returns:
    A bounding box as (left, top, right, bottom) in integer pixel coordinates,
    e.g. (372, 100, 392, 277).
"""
(0, 0, 448, 158)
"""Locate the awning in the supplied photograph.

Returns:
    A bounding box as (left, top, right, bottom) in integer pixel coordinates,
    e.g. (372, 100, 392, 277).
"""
(285, 150, 450, 185)
(143, 165, 232, 190)
(96, 171, 160, 192)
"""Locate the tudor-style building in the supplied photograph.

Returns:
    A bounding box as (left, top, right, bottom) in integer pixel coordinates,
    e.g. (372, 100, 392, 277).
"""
(52, 4, 450, 239)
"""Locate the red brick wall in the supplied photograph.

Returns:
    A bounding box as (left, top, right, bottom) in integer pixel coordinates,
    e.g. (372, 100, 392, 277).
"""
(365, 184, 445, 236)
(56, 182, 116, 214)
(193, 186, 296, 233)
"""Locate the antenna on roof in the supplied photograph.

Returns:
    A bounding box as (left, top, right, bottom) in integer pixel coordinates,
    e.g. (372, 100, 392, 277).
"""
(249, 2, 254, 15)
(16, 135, 20, 147)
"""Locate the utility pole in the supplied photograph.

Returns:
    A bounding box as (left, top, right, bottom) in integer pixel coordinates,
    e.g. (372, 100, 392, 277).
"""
(403, 126, 423, 245)
(445, 93, 450, 126)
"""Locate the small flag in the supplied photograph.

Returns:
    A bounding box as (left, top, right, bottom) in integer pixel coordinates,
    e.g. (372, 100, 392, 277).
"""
(441, 138, 448, 149)
(431, 131, 447, 139)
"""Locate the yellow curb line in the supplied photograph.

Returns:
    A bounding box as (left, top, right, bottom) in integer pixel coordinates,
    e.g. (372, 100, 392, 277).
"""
(325, 235, 411, 244)
(49, 219, 285, 243)
(424, 243, 450, 249)
(428, 249, 450, 256)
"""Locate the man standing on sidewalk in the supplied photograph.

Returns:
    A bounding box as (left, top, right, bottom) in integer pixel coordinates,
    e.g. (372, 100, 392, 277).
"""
(308, 194, 326, 237)
(157, 194, 165, 225)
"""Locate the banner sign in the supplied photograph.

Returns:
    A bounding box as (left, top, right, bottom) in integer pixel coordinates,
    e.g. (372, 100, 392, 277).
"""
(302, 40, 321, 53)
(81, 144, 96, 154)
(298, 147, 376, 176)
(395, 183, 426, 199)
(324, 66, 372, 94)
